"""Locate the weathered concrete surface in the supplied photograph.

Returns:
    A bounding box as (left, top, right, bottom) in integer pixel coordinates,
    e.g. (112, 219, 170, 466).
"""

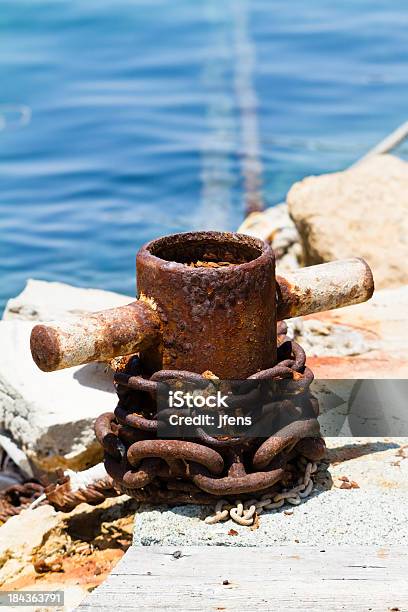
(306, 284, 408, 378)
(130, 282, 408, 547)
(0, 281, 134, 472)
(3, 279, 133, 321)
(0, 320, 116, 472)
(287, 154, 408, 289)
(133, 438, 408, 547)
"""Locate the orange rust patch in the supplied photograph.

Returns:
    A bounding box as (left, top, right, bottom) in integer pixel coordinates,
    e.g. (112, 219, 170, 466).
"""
(1, 547, 125, 593)
(308, 354, 408, 379)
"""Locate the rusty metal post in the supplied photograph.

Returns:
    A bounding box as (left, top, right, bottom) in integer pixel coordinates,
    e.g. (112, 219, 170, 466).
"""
(136, 232, 276, 379)
(276, 257, 374, 320)
(30, 301, 161, 372)
(30, 231, 374, 374)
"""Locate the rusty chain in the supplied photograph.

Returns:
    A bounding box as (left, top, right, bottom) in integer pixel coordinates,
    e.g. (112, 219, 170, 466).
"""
(0, 481, 45, 523)
(43, 468, 119, 513)
(94, 322, 326, 504)
(205, 457, 318, 526)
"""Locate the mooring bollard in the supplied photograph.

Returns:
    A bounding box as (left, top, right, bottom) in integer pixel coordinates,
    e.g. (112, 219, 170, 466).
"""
(30, 232, 373, 376)
(30, 231, 374, 507)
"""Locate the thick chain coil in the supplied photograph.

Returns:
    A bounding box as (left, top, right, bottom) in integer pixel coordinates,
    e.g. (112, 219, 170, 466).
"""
(95, 322, 326, 504)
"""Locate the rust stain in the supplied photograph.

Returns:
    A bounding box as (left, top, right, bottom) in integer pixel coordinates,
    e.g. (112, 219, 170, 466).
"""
(308, 354, 408, 379)
(2, 547, 125, 593)
(137, 231, 277, 379)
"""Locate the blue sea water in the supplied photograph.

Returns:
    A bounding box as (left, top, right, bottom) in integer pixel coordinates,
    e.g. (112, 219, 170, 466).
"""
(1, 0, 407, 312)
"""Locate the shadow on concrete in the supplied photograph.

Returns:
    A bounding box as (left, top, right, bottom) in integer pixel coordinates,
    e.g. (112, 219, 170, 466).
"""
(73, 363, 115, 393)
(326, 440, 399, 465)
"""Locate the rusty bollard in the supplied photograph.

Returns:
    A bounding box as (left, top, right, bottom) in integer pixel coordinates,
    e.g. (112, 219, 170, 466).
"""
(30, 231, 374, 505)
(31, 231, 373, 376)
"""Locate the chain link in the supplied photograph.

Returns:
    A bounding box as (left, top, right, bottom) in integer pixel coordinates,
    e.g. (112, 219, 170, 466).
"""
(94, 322, 325, 504)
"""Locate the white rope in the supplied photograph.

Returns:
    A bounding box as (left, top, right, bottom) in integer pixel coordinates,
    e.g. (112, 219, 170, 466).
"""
(63, 463, 108, 493)
(28, 493, 46, 510)
(197, 1, 235, 231)
(28, 463, 109, 511)
(232, 0, 264, 216)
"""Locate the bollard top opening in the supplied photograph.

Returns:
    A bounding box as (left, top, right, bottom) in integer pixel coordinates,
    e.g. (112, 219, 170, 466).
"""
(140, 231, 270, 269)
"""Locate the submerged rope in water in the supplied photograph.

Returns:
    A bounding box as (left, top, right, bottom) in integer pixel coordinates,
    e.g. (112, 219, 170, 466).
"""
(199, 1, 264, 225)
(197, 1, 236, 231)
(232, 0, 264, 217)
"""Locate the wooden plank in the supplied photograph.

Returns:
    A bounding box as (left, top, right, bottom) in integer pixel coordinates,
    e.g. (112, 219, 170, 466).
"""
(78, 546, 408, 611)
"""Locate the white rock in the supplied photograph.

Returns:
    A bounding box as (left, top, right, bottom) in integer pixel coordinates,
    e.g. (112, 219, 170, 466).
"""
(237, 203, 302, 272)
(0, 320, 117, 472)
(0, 433, 33, 478)
(287, 154, 408, 289)
(0, 505, 58, 566)
(0, 280, 134, 471)
(0, 504, 59, 587)
(3, 279, 133, 321)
